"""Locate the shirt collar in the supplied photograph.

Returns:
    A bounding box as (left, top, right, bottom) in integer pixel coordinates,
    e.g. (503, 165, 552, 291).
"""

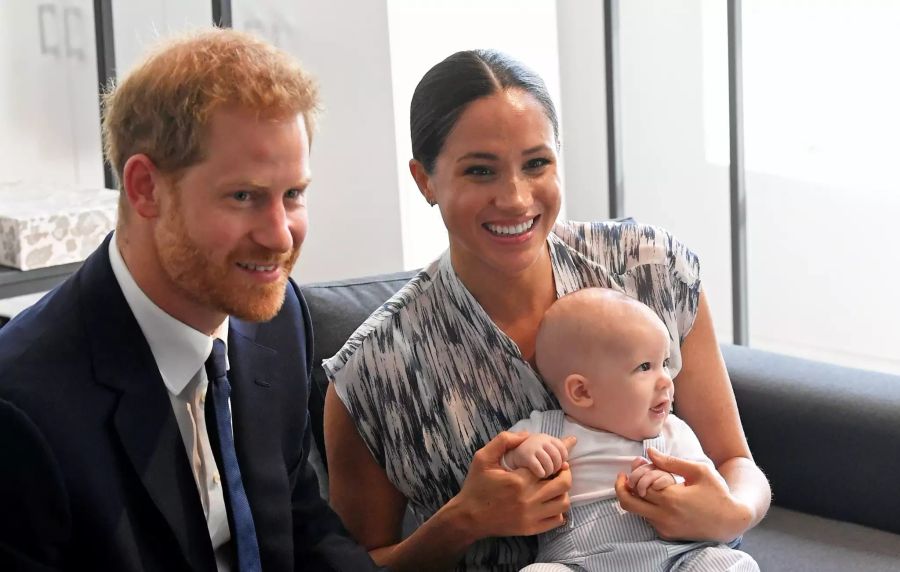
(108, 234, 229, 397)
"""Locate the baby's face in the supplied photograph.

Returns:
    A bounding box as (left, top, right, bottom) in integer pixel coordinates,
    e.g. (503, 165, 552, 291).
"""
(573, 314, 674, 441)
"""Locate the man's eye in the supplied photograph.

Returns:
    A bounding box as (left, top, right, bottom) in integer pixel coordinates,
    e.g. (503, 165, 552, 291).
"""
(639, 362, 651, 372)
(233, 191, 251, 202)
(285, 188, 304, 200)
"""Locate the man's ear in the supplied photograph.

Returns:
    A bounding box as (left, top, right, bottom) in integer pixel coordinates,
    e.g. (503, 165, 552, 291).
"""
(409, 159, 436, 206)
(122, 154, 165, 219)
(563, 374, 594, 408)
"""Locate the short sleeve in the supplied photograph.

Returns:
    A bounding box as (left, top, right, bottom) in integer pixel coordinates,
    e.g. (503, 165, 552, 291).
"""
(552, 220, 702, 375)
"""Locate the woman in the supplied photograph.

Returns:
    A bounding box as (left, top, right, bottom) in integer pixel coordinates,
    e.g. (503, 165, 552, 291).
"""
(324, 49, 770, 572)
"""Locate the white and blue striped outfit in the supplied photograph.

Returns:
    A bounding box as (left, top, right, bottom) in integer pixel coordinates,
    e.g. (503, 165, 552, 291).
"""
(326, 221, 703, 571)
(513, 410, 758, 572)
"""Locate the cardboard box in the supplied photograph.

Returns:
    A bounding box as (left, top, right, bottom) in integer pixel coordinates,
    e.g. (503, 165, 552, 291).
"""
(0, 184, 119, 270)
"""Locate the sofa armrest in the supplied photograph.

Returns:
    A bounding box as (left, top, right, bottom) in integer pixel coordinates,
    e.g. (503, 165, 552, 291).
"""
(722, 344, 900, 535)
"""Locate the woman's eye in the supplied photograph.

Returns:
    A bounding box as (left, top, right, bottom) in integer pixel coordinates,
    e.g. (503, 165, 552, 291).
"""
(639, 362, 651, 372)
(525, 157, 551, 170)
(464, 165, 493, 177)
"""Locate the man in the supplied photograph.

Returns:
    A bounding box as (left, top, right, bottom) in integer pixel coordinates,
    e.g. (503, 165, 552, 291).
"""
(0, 29, 381, 571)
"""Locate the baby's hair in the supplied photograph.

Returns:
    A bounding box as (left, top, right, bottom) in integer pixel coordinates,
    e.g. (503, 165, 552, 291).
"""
(534, 288, 660, 391)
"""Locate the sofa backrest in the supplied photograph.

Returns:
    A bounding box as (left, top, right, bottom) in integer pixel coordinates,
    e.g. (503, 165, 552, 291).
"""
(300, 271, 900, 536)
(723, 344, 900, 535)
(300, 270, 418, 467)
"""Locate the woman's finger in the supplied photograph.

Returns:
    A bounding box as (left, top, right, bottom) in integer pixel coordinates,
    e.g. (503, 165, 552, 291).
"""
(646, 447, 708, 483)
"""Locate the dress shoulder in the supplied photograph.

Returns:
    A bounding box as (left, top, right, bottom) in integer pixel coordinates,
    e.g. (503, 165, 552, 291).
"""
(322, 259, 440, 383)
(552, 220, 700, 288)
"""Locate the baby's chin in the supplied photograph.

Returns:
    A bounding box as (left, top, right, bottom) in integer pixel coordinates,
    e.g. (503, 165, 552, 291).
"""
(609, 417, 665, 442)
(562, 411, 656, 441)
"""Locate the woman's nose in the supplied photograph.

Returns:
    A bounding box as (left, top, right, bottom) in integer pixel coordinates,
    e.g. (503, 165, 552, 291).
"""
(494, 176, 532, 212)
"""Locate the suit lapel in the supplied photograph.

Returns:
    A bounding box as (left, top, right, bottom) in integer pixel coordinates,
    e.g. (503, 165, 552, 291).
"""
(227, 318, 289, 564)
(80, 235, 215, 572)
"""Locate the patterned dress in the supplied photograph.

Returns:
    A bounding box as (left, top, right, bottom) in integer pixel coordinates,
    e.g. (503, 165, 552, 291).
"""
(325, 220, 702, 571)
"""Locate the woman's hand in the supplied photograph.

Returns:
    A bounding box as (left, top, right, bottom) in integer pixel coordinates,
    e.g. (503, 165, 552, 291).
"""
(451, 431, 576, 540)
(615, 448, 753, 543)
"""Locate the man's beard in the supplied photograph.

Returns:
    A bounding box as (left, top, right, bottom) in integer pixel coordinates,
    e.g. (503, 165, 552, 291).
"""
(154, 195, 299, 323)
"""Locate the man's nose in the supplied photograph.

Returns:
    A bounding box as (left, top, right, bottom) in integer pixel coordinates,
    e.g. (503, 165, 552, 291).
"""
(253, 200, 294, 253)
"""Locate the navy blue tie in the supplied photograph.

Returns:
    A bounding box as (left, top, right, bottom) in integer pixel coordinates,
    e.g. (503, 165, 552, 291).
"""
(205, 339, 262, 572)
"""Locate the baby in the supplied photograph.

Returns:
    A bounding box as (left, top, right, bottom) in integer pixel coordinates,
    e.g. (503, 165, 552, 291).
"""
(503, 288, 759, 571)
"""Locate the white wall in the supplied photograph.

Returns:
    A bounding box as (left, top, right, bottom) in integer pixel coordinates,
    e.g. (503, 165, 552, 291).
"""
(555, 0, 610, 222)
(233, 0, 406, 284)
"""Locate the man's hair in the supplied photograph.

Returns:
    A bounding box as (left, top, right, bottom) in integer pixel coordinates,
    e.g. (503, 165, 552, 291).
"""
(102, 28, 320, 189)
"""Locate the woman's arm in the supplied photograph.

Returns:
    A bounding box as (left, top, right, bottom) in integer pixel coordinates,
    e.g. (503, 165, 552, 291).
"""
(324, 385, 573, 571)
(615, 290, 771, 541)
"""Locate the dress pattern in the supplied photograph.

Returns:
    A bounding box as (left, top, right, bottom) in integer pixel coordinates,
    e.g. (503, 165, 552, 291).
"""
(325, 220, 701, 571)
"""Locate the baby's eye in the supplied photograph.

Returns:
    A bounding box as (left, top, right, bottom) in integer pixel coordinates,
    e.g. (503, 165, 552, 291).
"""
(663, 357, 671, 368)
(639, 362, 651, 372)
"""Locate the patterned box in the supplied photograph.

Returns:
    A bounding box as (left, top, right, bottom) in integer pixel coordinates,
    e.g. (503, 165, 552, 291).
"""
(0, 184, 119, 271)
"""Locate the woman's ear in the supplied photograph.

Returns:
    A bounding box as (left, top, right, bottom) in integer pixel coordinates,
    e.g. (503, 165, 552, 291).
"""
(122, 154, 164, 219)
(409, 159, 436, 206)
(563, 374, 594, 408)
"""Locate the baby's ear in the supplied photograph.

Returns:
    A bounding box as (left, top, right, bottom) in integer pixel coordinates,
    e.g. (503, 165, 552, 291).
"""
(563, 374, 593, 408)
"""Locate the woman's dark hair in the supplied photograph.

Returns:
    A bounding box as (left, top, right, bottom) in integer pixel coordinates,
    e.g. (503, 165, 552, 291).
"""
(410, 49, 559, 174)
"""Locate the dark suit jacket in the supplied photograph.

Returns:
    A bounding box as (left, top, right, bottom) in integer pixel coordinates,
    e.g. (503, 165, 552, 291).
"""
(0, 236, 381, 571)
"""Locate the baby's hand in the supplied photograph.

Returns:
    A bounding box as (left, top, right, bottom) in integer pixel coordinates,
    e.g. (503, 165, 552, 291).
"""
(502, 433, 571, 478)
(627, 456, 677, 497)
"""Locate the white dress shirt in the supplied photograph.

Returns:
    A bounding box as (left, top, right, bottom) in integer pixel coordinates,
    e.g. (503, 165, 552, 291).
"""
(108, 235, 233, 571)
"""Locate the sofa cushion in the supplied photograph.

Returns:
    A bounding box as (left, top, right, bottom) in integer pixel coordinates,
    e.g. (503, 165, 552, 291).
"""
(742, 506, 900, 571)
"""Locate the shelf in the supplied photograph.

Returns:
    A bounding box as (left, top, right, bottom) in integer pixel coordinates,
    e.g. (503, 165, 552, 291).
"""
(0, 262, 82, 300)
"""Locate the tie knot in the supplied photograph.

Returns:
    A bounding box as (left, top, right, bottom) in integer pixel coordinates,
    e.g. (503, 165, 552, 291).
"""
(206, 338, 228, 381)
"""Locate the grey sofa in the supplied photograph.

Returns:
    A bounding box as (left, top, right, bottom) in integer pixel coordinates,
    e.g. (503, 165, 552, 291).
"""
(301, 271, 900, 571)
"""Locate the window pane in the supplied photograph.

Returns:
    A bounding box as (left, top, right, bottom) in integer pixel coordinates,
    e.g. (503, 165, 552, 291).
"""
(0, 0, 103, 189)
(620, 0, 734, 341)
(743, 0, 900, 374)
